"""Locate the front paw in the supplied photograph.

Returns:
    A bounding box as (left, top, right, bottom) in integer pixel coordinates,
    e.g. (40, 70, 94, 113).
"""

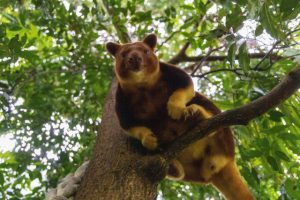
(141, 133, 158, 150)
(167, 101, 185, 120)
(168, 103, 212, 120)
(183, 104, 205, 119)
(185, 104, 212, 119)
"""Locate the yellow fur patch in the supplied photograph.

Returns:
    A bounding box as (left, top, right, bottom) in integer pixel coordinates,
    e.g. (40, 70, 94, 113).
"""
(167, 85, 195, 120)
(167, 85, 213, 120)
(127, 126, 158, 150)
(177, 138, 210, 163)
(201, 155, 230, 181)
(118, 65, 161, 89)
(176, 137, 231, 182)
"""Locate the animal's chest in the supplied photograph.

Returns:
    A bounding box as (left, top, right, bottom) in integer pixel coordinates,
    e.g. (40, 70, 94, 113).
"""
(130, 87, 169, 120)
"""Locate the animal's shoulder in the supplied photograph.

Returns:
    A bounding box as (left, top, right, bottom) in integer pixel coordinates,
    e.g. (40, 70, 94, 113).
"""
(160, 61, 192, 90)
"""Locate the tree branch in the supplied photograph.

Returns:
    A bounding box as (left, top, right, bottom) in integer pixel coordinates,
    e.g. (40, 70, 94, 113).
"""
(252, 40, 281, 70)
(168, 28, 300, 65)
(192, 68, 244, 78)
(163, 64, 300, 160)
(169, 52, 282, 65)
(190, 45, 225, 76)
(101, 0, 131, 43)
(167, 42, 190, 64)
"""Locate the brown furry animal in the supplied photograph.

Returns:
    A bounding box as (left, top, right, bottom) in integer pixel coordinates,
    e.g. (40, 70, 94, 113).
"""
(106, 34, 254, 200)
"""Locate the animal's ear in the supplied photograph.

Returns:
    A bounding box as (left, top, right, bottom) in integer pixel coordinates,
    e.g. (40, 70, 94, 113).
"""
(106, 42, 121, 57)
(143, 34, 157, 50)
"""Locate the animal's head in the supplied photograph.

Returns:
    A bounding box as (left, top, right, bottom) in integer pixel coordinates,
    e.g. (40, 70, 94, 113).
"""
(106, 34, 159, 86)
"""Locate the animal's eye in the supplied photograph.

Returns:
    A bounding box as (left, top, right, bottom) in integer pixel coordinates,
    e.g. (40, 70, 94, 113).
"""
(144, 50, 150, 55)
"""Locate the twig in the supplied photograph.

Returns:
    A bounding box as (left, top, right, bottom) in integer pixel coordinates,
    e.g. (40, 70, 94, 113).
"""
(252, 40, 281, 70)
(156, 30, 181, 51)
(192, 68, 244, 78)
(287, 28, 300, 35)
(190, 45, 225, 76)
(252, 28, 300, 70)
(156, 17, 194, 51)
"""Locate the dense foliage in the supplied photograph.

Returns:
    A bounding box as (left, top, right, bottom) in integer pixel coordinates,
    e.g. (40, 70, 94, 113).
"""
(0, 0, 299, 199)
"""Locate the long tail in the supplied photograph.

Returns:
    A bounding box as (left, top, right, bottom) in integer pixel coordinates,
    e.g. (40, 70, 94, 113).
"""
(166, 159, 185, 181)
(211, 161, 255, 200)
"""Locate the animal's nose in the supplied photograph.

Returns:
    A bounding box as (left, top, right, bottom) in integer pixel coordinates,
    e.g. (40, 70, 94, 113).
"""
(128, 55, 142, 64)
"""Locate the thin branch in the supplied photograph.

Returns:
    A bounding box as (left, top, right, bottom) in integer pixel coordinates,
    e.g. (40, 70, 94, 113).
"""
(156, 30, 181, 51)
(275, 43, 300, 49)
(252, 41, 281, 70)
(192, 68, 244, 78)
(156, 16, 195, 51)
(252, 28, 300, 70)
(190, 45, 225, 76)
(171, 52, 282, 64)
(285, 53, 300, 59)
(163, 64, 300, 160)
(167, 42, 190, 64)
(287, 27, 300, 35)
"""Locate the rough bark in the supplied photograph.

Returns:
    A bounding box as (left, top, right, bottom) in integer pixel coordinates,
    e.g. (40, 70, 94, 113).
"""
(75, 79, 161, 200)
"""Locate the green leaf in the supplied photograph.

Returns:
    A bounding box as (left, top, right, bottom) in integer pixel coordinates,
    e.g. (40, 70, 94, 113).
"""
(225, 6, 244, 31)
(244, 149, 262, 159)
(227, 42, 236, 67)
(181, 19, 195, 29)
(285, 179, 300, 199)
(0, 172, 4, 185)
(131, 11, 152, 23)
(8, 34, 22, 53)
(251, 167, 260, 184)
(238, 42, 250, 72)
(181, 5, 195, 10)
(0, 151, 16, 164)
(280, 0, 300, 20)
(260, 2, 282, 39)
(257, 138, 270, 152)
(266, 156, 279, 171)
(262, 125, 287, 135)
(268, 110, 285, 122)
(255, 24, 263, 36)
(277, 133, 300, 141)
(275, 151, 290, 162)
(19, 50, 39, 62)
(3, 13, 18, 24)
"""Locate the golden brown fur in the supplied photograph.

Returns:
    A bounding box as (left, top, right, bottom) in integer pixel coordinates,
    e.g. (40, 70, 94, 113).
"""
(106, 34, 254, 200)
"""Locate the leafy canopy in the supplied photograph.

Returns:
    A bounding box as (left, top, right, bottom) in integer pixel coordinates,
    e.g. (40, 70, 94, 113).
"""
(0, 0, 299, 199)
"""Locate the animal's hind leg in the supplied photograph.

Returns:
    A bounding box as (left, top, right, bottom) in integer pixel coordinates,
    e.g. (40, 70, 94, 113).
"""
(210, 161, 254, 200)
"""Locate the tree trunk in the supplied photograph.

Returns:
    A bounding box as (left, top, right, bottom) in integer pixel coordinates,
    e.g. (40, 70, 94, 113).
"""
(75, 79, 160, 200)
